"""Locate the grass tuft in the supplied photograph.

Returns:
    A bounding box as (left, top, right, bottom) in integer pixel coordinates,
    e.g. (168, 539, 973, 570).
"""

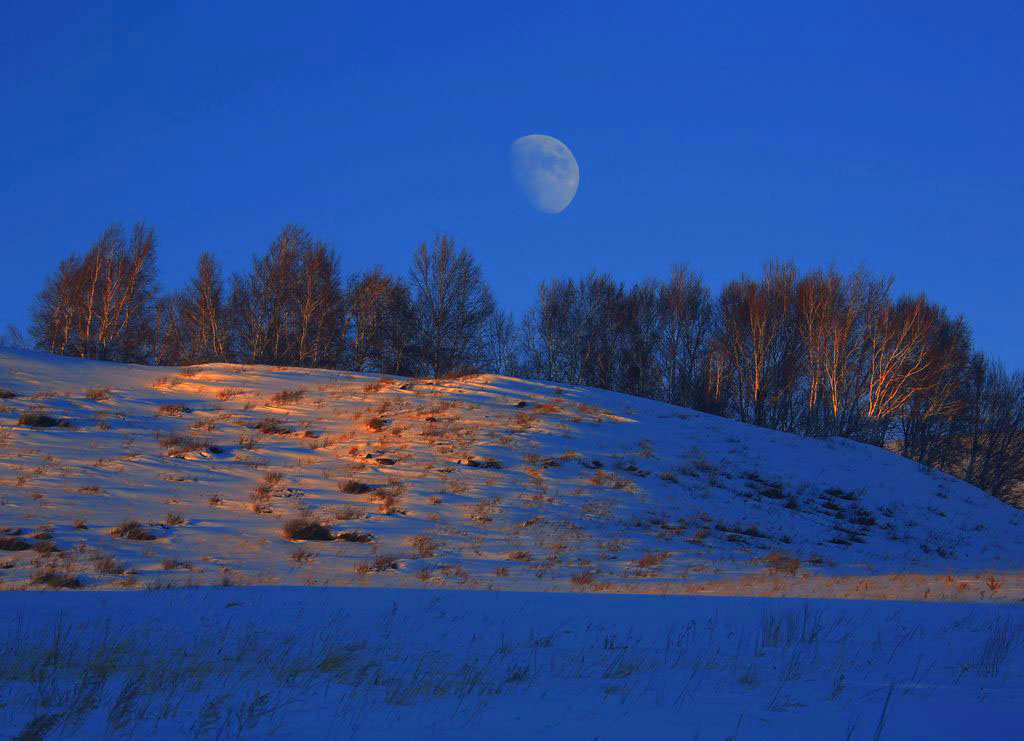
(282, 519, 332, 541)
(17, 412, 71, 428)
(32, 570, 82, 589)
(110, 520, 156, 541)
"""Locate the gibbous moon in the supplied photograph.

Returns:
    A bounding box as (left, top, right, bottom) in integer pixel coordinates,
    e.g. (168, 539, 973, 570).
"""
(510, 134, 580, 214)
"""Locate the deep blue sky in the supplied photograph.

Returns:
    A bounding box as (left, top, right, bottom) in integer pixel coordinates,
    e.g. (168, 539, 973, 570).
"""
(2, 2, 1021, 367)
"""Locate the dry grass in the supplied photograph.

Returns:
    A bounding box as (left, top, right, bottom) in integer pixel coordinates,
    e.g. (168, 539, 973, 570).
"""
(0, 536, 31, 551)
(290, 546, 317, 563)
(635, 551, 670, 569)
(17, 412, 71, 428)
(93, 554, 127, 575)
(570, 569, 597, 587)
(352, 556, 400, 575)
(372, 555, 400, 571)
(161, 559, 192, 570)
(761, 552, 801, 576)
(158, 434, 220, 457)
(0, 388, 17, 399)
(33, 539, 59, 555)
(109, 520, 156, 541)
(282, 519, 332, 541)
(270, 389, 306, 405)
(31, 569, 82, 589)
(369, 482, 406, 515)
(329, 506, 366, 522)
(85, 387, 112, 400)
(249, 417, 293, 435)
(410, 535, 439, 558)
(363, 378, 395, 393)
(340, 479, 372, 495)
(165, 511, 186, 526)
(158, 404, 190, 417)
(335, 531, 374, 543)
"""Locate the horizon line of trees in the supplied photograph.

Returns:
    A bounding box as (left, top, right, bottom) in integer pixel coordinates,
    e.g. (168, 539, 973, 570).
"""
(16, 221, 1024, 506)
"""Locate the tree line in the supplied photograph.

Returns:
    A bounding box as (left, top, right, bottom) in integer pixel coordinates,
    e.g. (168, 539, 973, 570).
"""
(22, 221, 1024, 505)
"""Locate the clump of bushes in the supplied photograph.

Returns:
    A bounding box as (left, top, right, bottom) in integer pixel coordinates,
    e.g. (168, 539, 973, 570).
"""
(282, 518, 332, 541)
(110, 520, 156, 541)
(93, 554, 127, 575)
(335, 531, 374, 543)
(409, 535, 438, 558)
(249, 417, 293, 435)
(158, 404, 191, 416)
(340, 480, 371, 495)
(159, 434, 221, 457)
(354, 555, 399, 574)
(290, 546, 316, 563)
(161, 559, 193, 570)
(635, 551, 671, 569)
(570, 569, 597, 587)
(760, 552, 800, 576)
(17, 413, 71, 428)
(370, 488, 404, 515)
(0, 536, 31, 551)
(32, 570, 82, 589)
(270, 389, 306, 405)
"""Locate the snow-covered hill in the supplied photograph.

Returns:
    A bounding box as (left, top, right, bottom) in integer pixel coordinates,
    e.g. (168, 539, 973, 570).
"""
(1, 348, 1021, 598)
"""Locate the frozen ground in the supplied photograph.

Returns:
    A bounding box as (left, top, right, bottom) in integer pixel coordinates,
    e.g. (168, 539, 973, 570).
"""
(0, 348, 1022, 597)
(2, 587, 1022, 739)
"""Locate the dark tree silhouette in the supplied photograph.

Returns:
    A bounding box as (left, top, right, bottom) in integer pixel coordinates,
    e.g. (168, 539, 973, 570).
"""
(409, 235, 494, 376)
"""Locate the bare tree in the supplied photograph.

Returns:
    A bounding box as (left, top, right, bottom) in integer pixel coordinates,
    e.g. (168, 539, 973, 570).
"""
(484, 309, 520, 376)
(957, 354, 1024, 504)
(863, 295, 966, 445)
(229, 225, 344, 367)
(347, 269, 417, 374)
(1, 325, 28, 350)
(409, 235, 495, 376)
(659, 266, 713, 408)
(796, 267, 890, 437)
(521, 277, 577, 384)
(575, 273, 625, 391)
(294, 243, 346, 368)
(897, 307, 972, 468)
(715, 262, 803, 430)
(178, 253, 229, 363)
(619, 279, 663, 398)
(30, 222, 158, 363)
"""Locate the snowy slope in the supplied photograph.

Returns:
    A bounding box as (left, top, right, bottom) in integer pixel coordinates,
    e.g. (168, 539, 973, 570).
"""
(1, 348, 1022, 598)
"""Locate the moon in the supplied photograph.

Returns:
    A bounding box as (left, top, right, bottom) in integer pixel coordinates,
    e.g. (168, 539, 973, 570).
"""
(510, 134, 580, 214)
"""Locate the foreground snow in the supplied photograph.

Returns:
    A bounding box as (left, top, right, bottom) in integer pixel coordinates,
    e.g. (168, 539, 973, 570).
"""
(1, 348, 1023, 598)
(1, 587, 1022, 739)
